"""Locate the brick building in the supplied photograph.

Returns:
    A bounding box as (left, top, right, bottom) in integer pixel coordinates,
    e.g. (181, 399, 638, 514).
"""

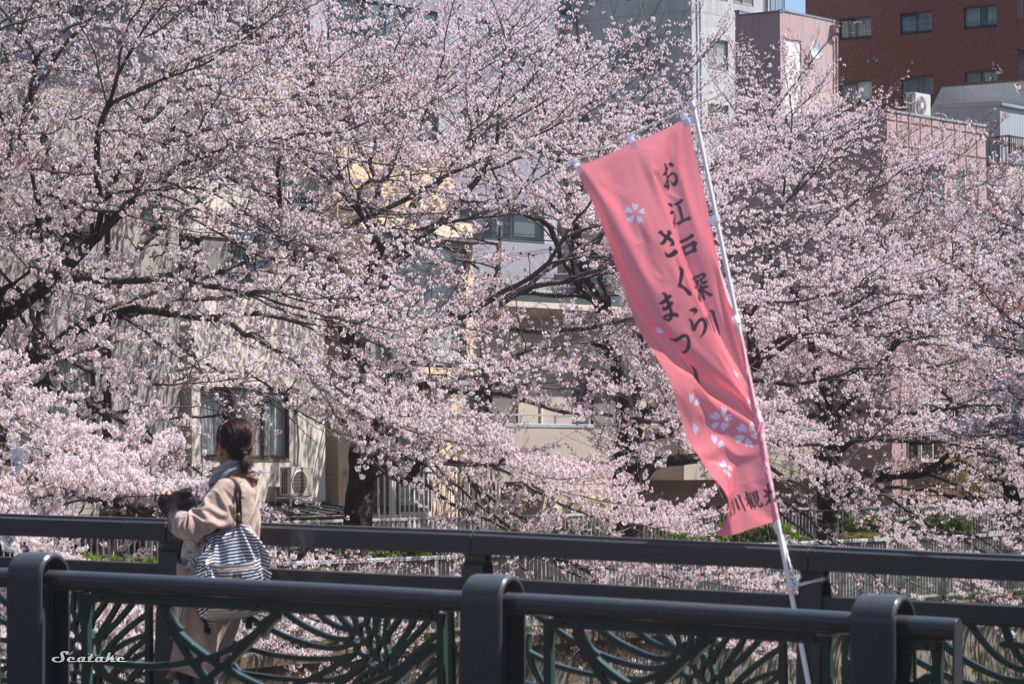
(806, 0, 1024, 101)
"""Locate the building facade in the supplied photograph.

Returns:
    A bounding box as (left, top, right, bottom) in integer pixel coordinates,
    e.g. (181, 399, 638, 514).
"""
(572, 0, 773, 106)
(934, 82, 1024, 163)
(736, 9, 838, 107)
(806, 0, 1024, 101)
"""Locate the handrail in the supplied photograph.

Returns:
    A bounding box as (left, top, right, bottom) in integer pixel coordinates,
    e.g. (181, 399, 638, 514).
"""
(504, 592, 853, 633)
(1, 513, 1023, 581)
(505, 592, 959, 643)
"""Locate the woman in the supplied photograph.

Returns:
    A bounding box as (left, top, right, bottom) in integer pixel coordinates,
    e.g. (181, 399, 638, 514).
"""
(158, 418, 262, 684)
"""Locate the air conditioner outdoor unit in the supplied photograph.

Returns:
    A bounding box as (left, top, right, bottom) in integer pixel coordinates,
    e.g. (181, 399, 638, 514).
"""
(906, 91, 931, 117)
(278, 466, 310, 496)
(289, 468, 310, 497)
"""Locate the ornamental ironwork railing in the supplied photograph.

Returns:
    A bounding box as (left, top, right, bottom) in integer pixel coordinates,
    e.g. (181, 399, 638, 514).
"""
(7, 514, 1024, 682)
(1, 554, 961, 684)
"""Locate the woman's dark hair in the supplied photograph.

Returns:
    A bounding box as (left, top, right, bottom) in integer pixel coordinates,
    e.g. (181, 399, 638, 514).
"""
(217, 418, 255, 475)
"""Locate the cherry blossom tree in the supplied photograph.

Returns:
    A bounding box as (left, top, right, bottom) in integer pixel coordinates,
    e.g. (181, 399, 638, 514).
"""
(700, 52, 1024, 547)
(4, 0, 1022, 561)
(0, 0, 725, 536)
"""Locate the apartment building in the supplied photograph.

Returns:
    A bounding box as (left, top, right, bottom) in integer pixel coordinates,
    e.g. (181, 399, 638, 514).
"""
(807, 0, 1024, 101)
(572, 0, 774, 106)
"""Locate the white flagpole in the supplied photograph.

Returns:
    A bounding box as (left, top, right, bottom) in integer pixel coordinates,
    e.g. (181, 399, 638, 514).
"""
(685, 102, 813, 684)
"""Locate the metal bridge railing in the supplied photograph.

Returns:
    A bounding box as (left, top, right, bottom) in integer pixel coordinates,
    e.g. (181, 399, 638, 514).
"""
(2, 553, 962, 684)
(5, 514, 1024, 682)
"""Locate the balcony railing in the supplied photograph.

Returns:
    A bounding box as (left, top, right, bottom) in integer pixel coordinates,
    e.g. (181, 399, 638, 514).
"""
(505, 411, 594, 428)
(987, 135, 1024, 165)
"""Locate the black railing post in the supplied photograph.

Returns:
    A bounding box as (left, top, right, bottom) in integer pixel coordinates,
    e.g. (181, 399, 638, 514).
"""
(850, 594, 914, 684)
(796, 570, 831, 684)
(950, 619, 964, 684)
(153, 540, 181, 684)
(461, 553, 493, 578)
(460, 573, 524, 684)
(8, 552, 69, 684)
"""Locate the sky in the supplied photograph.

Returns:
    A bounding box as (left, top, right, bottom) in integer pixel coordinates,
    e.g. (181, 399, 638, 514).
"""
(788, 0, 807, 12)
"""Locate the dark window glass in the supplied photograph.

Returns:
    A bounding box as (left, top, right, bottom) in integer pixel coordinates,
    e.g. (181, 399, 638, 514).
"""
(842, 80, 872, 101)
(261, 400, 288, 460)
(508, 215, 544, 242)
(199, 391, 289, 461)
(200, 393, 222, 458)
(965, 5, 997, 27)
(710, 41, 728, 69)
(966, 69, 1000, 83)
(902, 75, 934, 96)
(901, 11, 932, 33)
(468, 214, 545, 242)
(840, 17, 871, 39)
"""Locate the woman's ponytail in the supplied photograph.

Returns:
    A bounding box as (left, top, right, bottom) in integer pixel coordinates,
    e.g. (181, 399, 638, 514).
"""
(216, 418, 255, 475)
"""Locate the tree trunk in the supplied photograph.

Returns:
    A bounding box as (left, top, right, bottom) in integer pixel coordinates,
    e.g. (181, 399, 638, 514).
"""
(816, 490, 841, 542)
(343, 445, 380, 526)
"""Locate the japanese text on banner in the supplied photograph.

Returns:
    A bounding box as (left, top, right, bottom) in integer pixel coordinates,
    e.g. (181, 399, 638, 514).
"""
(577, 122, 778, 536)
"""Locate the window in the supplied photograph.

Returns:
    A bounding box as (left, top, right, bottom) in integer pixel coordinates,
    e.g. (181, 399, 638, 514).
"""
(509, 215, 544, 241)
(405, 245, 462, 306)
(261, 401, 289, 460)
(199, 391, 289, 461)
(199, 393, 223, 457)
(337, 0, 407, 34)
(226, 230, 268, 280)
(840, 17, 871, 39)
(965, 5, 997, 27)
(475, 214, 546, 243)
(281, 178, 316, 209)
(902, 75, 934, 96)
(900, 11, 932, 33)
(711, 41, 728, 70)
(907, 442, 937, 463)
(966, 69, 1000, 83)
(841, 80, 872, 101)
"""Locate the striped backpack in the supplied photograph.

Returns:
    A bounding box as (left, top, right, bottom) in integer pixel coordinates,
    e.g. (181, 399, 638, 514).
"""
(192, 477, 271, 623)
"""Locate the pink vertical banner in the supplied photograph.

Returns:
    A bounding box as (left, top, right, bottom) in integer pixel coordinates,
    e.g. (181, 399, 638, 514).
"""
(578, 122, 778, 536)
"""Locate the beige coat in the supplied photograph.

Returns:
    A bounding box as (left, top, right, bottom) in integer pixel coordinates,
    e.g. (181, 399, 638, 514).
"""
(165, 475, 262, 680)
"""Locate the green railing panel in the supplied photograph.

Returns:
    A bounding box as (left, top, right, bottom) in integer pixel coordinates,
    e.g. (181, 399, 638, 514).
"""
(910, 625, 1024, 684)
(63, 591, 455, 684)
(832, 630, 972, 684)
(526, 618, 793, 684)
